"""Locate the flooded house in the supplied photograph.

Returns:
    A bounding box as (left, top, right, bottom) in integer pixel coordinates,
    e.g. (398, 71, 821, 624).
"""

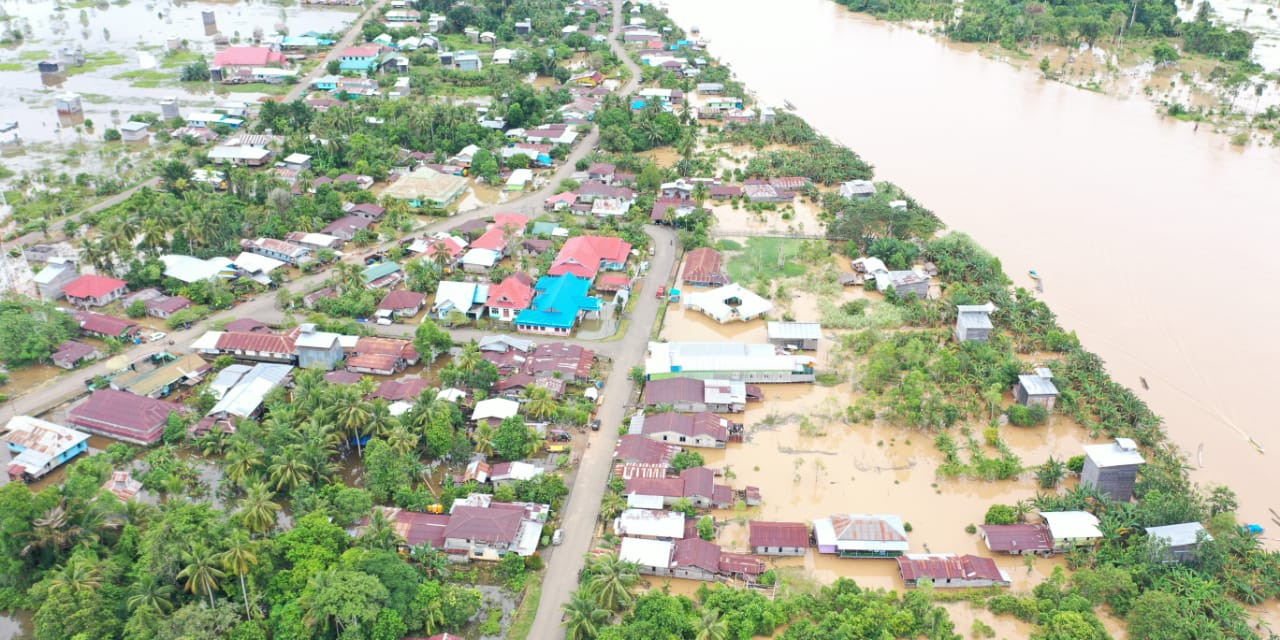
(896, 554, 1011, 589)
(111, 353, 210, 399)
(682, 247, 730, 287)
(119, 121, 150, 143)
(619, 537, 764, 582)
(766, 321, 821, 351)
(51, 340, 101, 370)
(748, 521, 809, 556)
(2, 416, 90, 483)
(1039, 511, 1103, 550)
(67, 389, 182, 445)
(625, 466, 734, 509)
(73, 311, 140, 341)
(978, 523, 1055, 556)
(1080, 438, 1144, 502)
(382, 166, 469, 208)
(207, 363, 294, 420)
(548, 235, 632, 279)
(614, 434, 681, 466)
(813, 514, 910, 558)
(954, 302, 996, 342)
(191, 331, 297, 365)
(1145, 522, 1211, 563)
(101, 471, 143, 501)
(629, 411, 741, 448)
(293, 325, 345, 370)
(683, 283, 773, 324)
(33, 260, 79, 301)
(432, 281, 490, 321)
(377, 290, 427, 319)
(444, 494, 547, 559)
(1013, 368, 1059, 409)
(838, 179, 876, 200)
(641, 377, 755, 413)
(514, 274, 602, 335)
(471, 398, 521, 426)
(63, 274, 127, 307)
(645, 342, 816, 383)
(874, 269, 931, 300)
(615, 508, 687, 540)
(210, 47, 288, 83)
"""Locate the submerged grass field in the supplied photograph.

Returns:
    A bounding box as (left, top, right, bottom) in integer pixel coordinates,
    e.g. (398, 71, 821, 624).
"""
(725, 236, 811, 282)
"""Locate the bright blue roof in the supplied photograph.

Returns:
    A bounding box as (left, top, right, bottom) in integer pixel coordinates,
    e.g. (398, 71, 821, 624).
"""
(515, 274, 601, 329)
(631, 99, 647, 110)
(339, 59, 376, 72)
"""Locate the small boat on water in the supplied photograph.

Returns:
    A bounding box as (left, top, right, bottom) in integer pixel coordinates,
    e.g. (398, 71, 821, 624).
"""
(1028, 269, 1041, 279)
(783, 100, 796, 110)
(1243, 524, 1265, 535)
(1140, 376, 1149, 390)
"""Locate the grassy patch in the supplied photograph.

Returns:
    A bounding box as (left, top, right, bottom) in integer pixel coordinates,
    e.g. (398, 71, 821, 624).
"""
(0, 62, 22, 71)
(221, 82, 293, 95)
(112, 69, 173, 87)
(66, 51, 128, 75)
(714, 238, 742, 251)
(437, 83, 495, 98)
(725, 236, 809, 282)
(19, 50, 51, 62)
(506, 581, 540, 640)
(78, 93, 114, 104)
(159, 50, 203, 69)
(67, 0, 98, 8)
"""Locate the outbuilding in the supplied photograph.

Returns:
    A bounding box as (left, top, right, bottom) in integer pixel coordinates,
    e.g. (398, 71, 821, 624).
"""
(766, 321, 821, 350)
(1081, 438, 1144, 502)
(955, 302, 996, 342)
(1014, 368, 1059, 409)
(1145, 522, 1211, 563)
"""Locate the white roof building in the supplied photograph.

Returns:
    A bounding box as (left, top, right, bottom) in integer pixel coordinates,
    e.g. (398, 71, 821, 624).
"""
(438, 388, 467, 402)
(2, 416, 90, 480)
(813, 514, 910, 555)
(1145, 522, 1211, 548)
(506, 168, 534, 189)
(208, 363, 293, 418)
(161, 254, 235, 283)
(1040, 511, 1103, 541)
(619, 537, 674, 570)
(471, 397, 520, 422)
(233, 252, 286, 284)
(1083, 437, 1145, 467)
(460, 248, 501, 269)
(208, 145, 272, 163)
(682, 284, 773, 324)
(614, 509, 685, 539)
(627, 493, 666, 509)
(433, 281, 489, 316)
(645, 342, 814, 380)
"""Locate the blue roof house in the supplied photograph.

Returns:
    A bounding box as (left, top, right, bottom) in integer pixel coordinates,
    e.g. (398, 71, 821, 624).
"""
(515, 274, 602, 336)
(339, 44, 383, 75)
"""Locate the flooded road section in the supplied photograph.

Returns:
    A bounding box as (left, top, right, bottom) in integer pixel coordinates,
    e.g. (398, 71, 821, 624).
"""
(0, 0, 355, 170)
(669, 0, 1280, 540)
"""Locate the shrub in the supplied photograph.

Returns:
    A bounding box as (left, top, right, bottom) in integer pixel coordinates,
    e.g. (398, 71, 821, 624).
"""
(1006, 404, 1048, 427)
(1066, 455, 1085, 474)
(984, 504, 1018, 525)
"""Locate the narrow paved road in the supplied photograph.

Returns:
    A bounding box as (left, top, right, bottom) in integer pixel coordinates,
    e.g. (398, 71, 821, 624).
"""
(284, 0, 389, 103)
(524, 0, 651, 636)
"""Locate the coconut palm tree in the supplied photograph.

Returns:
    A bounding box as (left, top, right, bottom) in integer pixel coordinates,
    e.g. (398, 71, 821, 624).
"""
(177, 545, 226, 608)
(335, 395, 374, 456)
(220, 535, 259, 618)
(563, 588, 609, 640)
(585, 553, 640, 611)
(365, 399, 396, 442)
(456, 342, 483, 377)
(357, 509, 404, 552)
(21, 500, 85, 560)
(237, 483, 281, 535)
(694, 609, 729, 640)
(267, 448, 314, 492)
(523, 385, 557, 421)
(127, 573, 176, 613)
(599, 491, 627, 522)
(473, 422, 495, 458)
(386, 426, 419, 457)
(48, 557, 101, 596)
(225, 441, 265, 487)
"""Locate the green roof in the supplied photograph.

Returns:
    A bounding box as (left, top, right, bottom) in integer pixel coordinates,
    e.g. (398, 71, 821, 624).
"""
(362, 261, 402, 283)
(531, 221, 562, 236)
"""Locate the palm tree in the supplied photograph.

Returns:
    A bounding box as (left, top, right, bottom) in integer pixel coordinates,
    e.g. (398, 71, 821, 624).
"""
(336, 397, 374, 456)
(48, 557, 101, 595)
(694, 609, 729, 640)
(523, 385, 557, 421)
(21, 500, 85, 559)
(599, 491, 627, 522)
(1037, 457, 1067, 489)
(357, 509, 404, 551)
(456, 342, 482, 377)
(127, 573, 176, 613)
(365, 399, 395, 442)
(220, 535, 259, 618)
(268, 448, 314, 492)
(237, 483, 281, 535)
(585, 553, 640, 611)
(225, 441, 265, 487)
(386, 426, 419, 457)
(197, 424, 231, 456)
(177, 545, 226, 608)
(563, 588, 609, 640)
(473, 422, 495, 458)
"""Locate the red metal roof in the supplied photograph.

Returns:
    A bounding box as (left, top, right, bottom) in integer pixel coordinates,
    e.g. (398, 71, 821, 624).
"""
(673, 538, 720, 572)
(146, 295, 191, 314)
(679, 467, 714, 499)
(549, 235, 632, 279)
(216, 331, 295, 354)
(749, 521, 808, 548)
(524, 342, 593, 380)
(831, 515, 908, 542)
(719, 551, 766, 576)
(492, 213, 528, 230)
(373, 378, 431, 402)
(614, 435, 679, 465)
(384, 508, 451, 547)
(682, 248, 728, 286)
(347, 353, 400, 372)
(486, 274, 535, 310)
(641, 412, 729, 442)
(378, 289, 427, 311)
(323, 216, 374, 234)
(896, 554, 1005, 582)
(73, 311, 137, 337)
(212, 46, 286, 68)
(444, 506, 522, 543)
(469, 227, 507, 251)
(595, 274, 631, 291)
(625, 476, 684, 498)
(587, 163, 616, 175)
(67, 389, 179, 444)
(354, 336, 414, 357)
(643, 377, 704, 406)
(979, 524, 1053, 553)
(342, 44, 383, 58)
(324, 370, 363, 385)
(64, 274, 127, 299)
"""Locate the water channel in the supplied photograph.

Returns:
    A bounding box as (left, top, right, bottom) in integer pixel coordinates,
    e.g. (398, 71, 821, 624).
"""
(667, 0, 1280, 541)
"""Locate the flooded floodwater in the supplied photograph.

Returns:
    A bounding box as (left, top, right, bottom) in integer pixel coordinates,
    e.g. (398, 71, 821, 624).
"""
(0, 0, 356, 171)
(668, 0, 1280, 545)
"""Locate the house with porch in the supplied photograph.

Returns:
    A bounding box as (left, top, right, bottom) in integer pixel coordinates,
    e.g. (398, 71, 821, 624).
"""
(73, 311, 140, 341)
(432, 281, 490, 320)
(813, 514, 910, 558)
(514, 274, 601, 335)
(486, 273, 536, 322)
(63, 274, 127, 307)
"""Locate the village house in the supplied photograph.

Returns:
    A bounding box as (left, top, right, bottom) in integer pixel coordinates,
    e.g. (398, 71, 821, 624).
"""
(488, 461, 545, 486)
(955, 302, 997, 342)
(875, 269, 931, 299)
(615, 509, 686, 540)
(708, 184, 741, 200)
(33, 261, 79, 301)
(486, 273, 536, 322)
(3, 416, 90, 483)
(629, 411, 740, 448)
(210, 46, 287, 82)
(1080, 438, 1144, 502)
(979, 523, 1055, 556)
(292, 324, 345, 370)
(322, 216, 374, 241)
(351, 337, 419, 368)
(285, 231, 344, 251)
(525, 342, 594, 381)
(1039, 511, 1104, 550)
(619, 537, 764, 582)
(119, 121, 150, 142)
(614, 434, 680, 466)
(101, 470, 143, 501)
(642, 377, 756, 413)
(549, 235, 632, 279)
(645, 342, 816, 383)
(111, 353, 210, 399)
(145, 295, 193, 319)
(51, 340, 101, 370)
(660, 179, 694, 200)
(514, 274, 602, 335)
(461, 248, 501, 274)
(432, 281, 490, 320)
(496, 374, 567, 400)
(207, 363, 293, 420)
(766, 321, 822, 351)
(1145, 522, 1211, 563)
(67, 389, 182, 445)
(471, 397, 521, 427)
(378, 290, 427, 319)
(813, 514, 910, 558)
(1013, 368, 1059, 409)
(524, 124, 577, 145)
(681, 248, 729, 287)
(63, 274, 128, 307)
(346, 353, 401, 376)
(650, 198, 695, 224)
(896, 554, 1011, 589)
(207, 144, 273, 167)
(233, 251, 287, 285)
(748, 521, 809, 556)
(383, 166, 469, 208)
(587, 163, 616, 183)
(683, 284, 772, 324)
(839, 179, 876, 200)
(624, 466, 734, 509)
(338, 44, 383, 74)
(444, 495, 548, 559)
(412, 234, 468, 269)
(191, 331, 297, 364)
(159, 254, 236, 285)
(73, 311, 140, 341)
(240, 237, 311, 266)
(355, 506, 450, 551)
(362, 261, 404, 289)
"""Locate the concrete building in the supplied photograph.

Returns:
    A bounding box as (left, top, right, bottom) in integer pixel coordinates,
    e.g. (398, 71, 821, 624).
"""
(1081, 438, 1144, 502)
(766, 321, 821, 350)
(33, 261, 78, 301)
(683, 284, 773, 324)
(1014, 368, 1059, 409)
(383, 166, 468, 208)
(955, 302, 996, 342)
(645, 342, 815, 383)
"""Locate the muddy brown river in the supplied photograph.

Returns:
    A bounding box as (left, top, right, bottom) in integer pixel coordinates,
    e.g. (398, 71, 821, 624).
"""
(667, 0, 1280, 540)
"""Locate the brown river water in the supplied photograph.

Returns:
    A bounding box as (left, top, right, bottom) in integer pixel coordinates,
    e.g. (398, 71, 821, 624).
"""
(668, 0, 1280, 544)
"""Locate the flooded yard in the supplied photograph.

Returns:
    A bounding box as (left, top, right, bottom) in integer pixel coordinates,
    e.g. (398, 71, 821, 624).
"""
(0, 0, 357, 171)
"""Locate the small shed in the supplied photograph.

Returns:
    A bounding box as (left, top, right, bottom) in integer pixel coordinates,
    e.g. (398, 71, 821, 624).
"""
(955, 302, 996, 342)
(119, 121, 150, 142)
(766, 322, 821, 350)
(875, 269, 930, 300)
(1081, 438, 1144, 502)
(1145, 522, 1211, 563)
(1014, 368, 1058, 409)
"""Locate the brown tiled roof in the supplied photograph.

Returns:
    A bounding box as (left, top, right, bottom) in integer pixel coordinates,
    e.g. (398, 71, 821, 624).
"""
(216, 331, 295, 354)
(444, 506, 522, 543)
(673, 538, 720, 572)
(67, 389, 179, 444)
(749, 521, 809, 548)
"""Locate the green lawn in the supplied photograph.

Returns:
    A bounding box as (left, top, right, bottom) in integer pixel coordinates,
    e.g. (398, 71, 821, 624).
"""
(506, 582, 541, 640)
(159, 50, 204, 69)
(19, 50, 51, 62)
(0, 63, 22, 71)
(222, 82, 293, 95)
(725, 236, 810, 282)
(66, 51, 128, 75)
(112, 69, 174, 87)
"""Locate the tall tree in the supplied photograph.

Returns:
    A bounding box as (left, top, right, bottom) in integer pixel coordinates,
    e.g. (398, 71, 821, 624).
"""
(177, 545, 226, 608)
(219, 535, 259, 618)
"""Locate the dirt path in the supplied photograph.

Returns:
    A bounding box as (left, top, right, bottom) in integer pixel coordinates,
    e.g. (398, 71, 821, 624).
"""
(522, 1, 653, 637)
